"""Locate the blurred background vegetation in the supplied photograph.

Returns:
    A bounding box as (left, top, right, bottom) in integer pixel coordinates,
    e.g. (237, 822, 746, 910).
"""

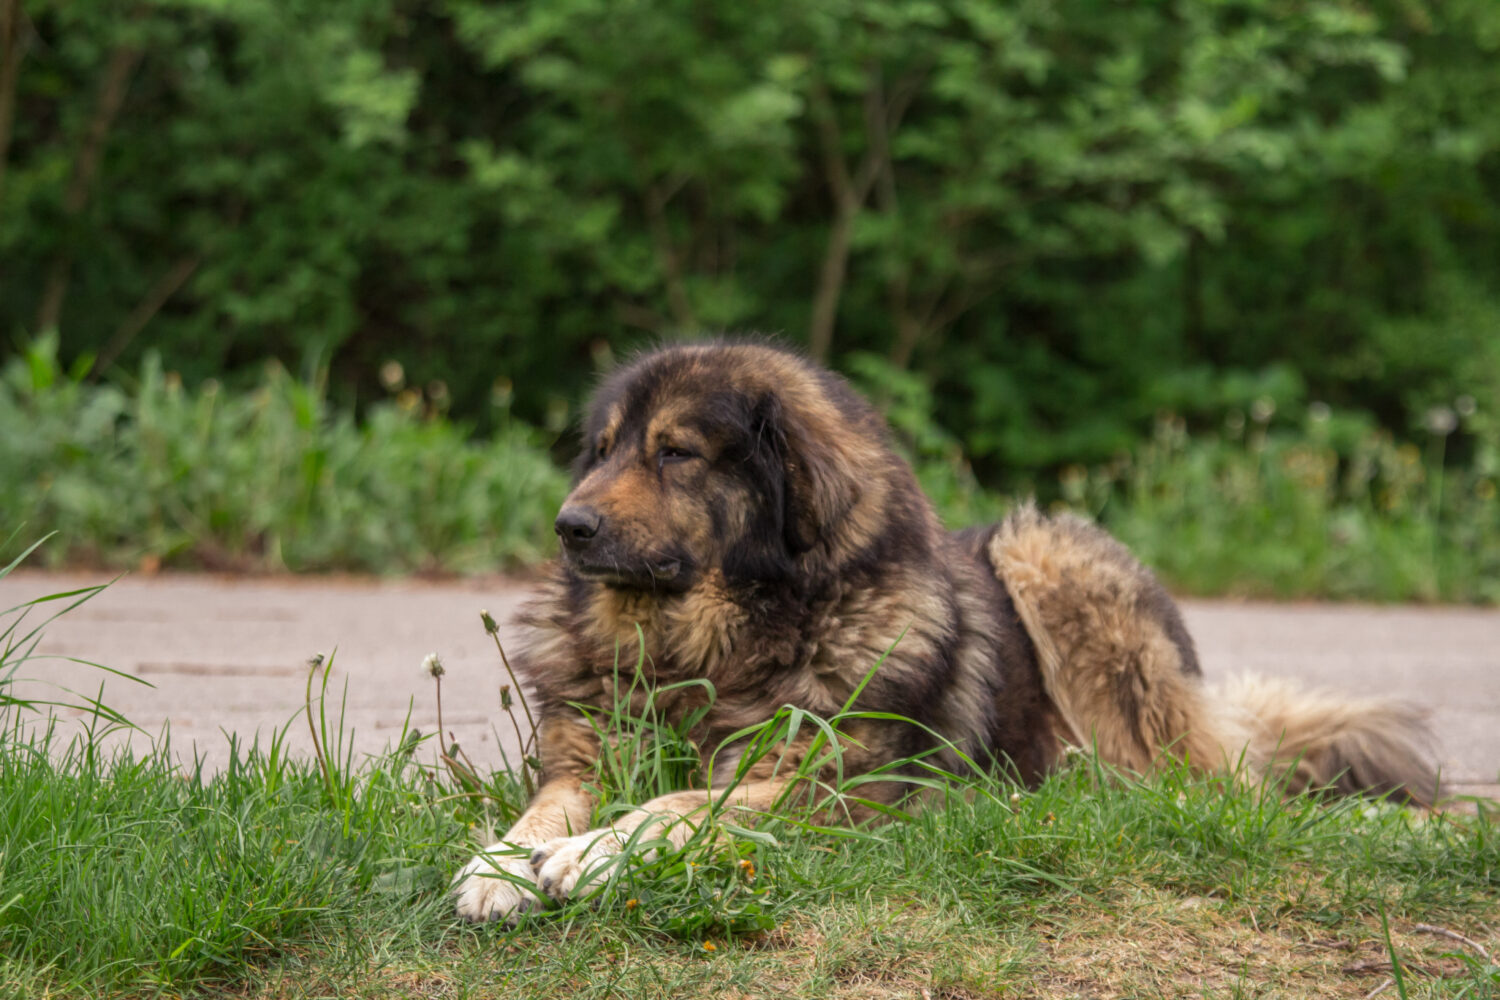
(1, 0, 1497, 599)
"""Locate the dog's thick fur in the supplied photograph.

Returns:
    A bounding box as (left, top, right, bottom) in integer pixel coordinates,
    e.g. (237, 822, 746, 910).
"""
(452, 342, 1437, 922)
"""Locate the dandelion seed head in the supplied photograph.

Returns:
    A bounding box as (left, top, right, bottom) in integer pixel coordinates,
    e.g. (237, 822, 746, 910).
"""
(1424, 405, 1458, 436)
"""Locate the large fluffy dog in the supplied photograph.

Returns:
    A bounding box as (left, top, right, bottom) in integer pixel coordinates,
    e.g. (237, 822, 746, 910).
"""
(453, 341, 1436, 922)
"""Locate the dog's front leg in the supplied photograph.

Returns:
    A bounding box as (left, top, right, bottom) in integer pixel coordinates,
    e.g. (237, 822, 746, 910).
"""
(452, 715, 599, 923)
(529, 779, 791, 903)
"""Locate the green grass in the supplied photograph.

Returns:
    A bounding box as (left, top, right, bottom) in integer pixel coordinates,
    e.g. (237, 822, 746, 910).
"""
(1, 566, 1497, 998)
(3, 719, 1495, 999)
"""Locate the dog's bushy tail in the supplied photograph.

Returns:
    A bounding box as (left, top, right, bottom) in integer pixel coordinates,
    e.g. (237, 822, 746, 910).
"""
(1211, 673, 1438, 804)
(988, 503, 1440, 805)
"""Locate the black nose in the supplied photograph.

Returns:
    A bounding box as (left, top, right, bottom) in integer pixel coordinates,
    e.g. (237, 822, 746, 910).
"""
(554, 506, 602, 549)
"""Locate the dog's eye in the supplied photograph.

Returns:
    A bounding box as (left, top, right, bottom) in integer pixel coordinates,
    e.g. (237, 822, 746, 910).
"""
(595, 441, 608, 460)
(657, 446, 695, 465)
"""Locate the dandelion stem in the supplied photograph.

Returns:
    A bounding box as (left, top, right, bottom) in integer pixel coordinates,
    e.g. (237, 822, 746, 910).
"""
(490, 631, 538, 756)
(500, 685, 531, 784)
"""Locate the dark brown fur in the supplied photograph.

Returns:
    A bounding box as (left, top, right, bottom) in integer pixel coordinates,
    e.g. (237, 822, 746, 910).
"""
(451, 341, 1438, 922)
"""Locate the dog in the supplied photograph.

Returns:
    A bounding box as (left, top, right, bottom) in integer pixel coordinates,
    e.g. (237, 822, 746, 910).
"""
(452, 340, 1437, 922)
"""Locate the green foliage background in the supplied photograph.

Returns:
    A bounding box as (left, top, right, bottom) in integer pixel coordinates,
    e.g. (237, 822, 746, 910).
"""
(2, 0, 1499, 592)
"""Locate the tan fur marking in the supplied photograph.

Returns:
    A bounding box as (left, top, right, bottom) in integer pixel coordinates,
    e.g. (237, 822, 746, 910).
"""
(994, 506, 1237, 774)
(992, 502, 1438, 802)
(585, 587, 655, 668)
(501, 776, 595, 846)
(592, 780, 795, 853)
(593, 465, 657, 524)
(644, 407, 709, 458)
(666, 570, 745, 678)
(597, 404, 623, 456)
(537, 712, 605, 784)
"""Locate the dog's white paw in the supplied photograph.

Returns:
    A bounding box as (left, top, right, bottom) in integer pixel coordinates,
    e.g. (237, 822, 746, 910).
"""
(452, 842, 545, 923)
(530, 829, 633, 903)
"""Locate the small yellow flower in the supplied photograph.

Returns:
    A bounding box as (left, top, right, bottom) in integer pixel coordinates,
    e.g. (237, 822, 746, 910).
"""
(625, 898, 639, 910)
(702, 941, 717, 952)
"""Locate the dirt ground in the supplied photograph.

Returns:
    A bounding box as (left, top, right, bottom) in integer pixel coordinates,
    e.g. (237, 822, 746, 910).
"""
(3, 570, 1496, 799)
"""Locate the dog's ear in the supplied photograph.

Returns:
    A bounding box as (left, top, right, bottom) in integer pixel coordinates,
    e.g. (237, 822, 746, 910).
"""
(753, 391, 861, 555)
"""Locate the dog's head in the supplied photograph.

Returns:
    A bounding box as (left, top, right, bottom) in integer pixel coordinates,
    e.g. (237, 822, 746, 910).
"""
(553, 342, 903, 592)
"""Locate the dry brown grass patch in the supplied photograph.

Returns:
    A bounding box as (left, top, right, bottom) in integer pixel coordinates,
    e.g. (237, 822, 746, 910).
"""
(1028, 885, 1497, 999)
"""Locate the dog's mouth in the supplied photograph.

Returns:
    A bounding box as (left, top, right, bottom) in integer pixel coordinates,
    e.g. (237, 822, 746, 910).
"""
(565, 553, 688, 591)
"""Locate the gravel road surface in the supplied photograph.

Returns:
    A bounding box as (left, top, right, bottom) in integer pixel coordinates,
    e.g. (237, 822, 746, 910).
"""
(4, 571, 1495, 799)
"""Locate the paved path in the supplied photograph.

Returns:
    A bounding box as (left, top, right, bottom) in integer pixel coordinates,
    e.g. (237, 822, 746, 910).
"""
(3, 571, 1496, 799)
